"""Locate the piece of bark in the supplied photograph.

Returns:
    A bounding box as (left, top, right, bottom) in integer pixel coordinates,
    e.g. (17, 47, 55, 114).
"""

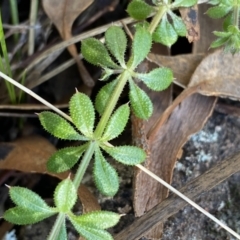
(132, 58, 172, 239)
(192, 4, 224, 53)
(114, 150, 240, 239)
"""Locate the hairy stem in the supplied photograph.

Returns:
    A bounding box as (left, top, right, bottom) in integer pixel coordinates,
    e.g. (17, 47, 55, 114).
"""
(148, 6, 167, 34)
(73, 141, 96, 188)
(47, 213, 65, 240)
(94, 70, 130, 138)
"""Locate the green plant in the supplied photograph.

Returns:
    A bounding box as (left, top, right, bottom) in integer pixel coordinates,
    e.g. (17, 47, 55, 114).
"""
(0, 13, 16, 103)
(3, 0, 240, 239)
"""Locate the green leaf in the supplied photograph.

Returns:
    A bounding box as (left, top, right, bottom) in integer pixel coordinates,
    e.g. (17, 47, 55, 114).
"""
(206, 6, 232, 19)
(70, 211, 120, 229)
(70, 92, 95, 137)
(102, 104, 130, 141)
(168, 12, 187, 37)
(100, 68, 114, 81)
(153, 15, 178, 47)
(70, 223, 113, 240)
(132, 26, 152, 68)
(95, 79, 118, 115)
(171, 0, 197, 7)
(223, 13, 233, 31)
(94, 146, 119, 196)
(213, 31, 232, 37)
(102, 145, 146, 165)
(81, 38, 119, 68)
(4, 207, 56, 225)
(9, 186, 54, 213)
(127, 0, 153, 20)
(54, 178, 77, 212)
(47, 144, 88, 173)
(39, 111, 87, 141)
(136, 67, 173, 91)
(210, 36, 229, 48)
(129, 78, 153, 119)
(105, 26, 127, 67)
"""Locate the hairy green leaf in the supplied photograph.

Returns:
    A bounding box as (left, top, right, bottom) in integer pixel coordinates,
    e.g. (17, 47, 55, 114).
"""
(210, 36, 229, 48)
(4, 207, 56, 225)
(102, 145, 146, 165)
(136, 67, 173, 91)
(100, 68, 114, 81)
(169, 12, 187, 37)
(70, 222, 113, 240)
(223, 13, 233, 31)
(95, 79, 118, 115)
(132, 26, 152, 68)
(129, 78, 153, 119)
(101, 145, 146, 165)
(9, 187, 55, 213)
(171, 0, 197, 7)
(94, 146, 119, 196)
(102, 104, 130, 141)
(105, 26, 127, 67)
(153, 15, 178, 47)
(81, 38, 119, 68)
(206, 6, 232, 19)
(70, 92, 95, 137)
(127, 0, 153, 20)
(47, 144, 88, 173)
(70, 211, 120, 229)
(213, 31, 232, 38)
(54, 178, 77, 212)
(39, 111, 87, 141)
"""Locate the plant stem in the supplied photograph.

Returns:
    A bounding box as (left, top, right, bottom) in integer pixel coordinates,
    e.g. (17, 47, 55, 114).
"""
(73, 141, 96, 188)
(0, 13, 16, 103)
(148, 6, 167, 34)
(47, 213, 65, 240)
(233, 5, 240, 28)
(9, 0, 19, 43)
(94, 70, 130, 138)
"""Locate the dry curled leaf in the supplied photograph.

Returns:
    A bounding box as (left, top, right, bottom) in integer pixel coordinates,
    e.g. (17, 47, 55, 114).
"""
(189, 50, 240, 100)
(42, 0, 95, 87)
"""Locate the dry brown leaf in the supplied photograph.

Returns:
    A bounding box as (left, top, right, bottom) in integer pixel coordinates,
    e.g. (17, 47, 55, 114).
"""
(189, 50, 240, 100)
(179, 5, 200, 43)
(42, 0, 95, 87)
(0, 135, 100, 215)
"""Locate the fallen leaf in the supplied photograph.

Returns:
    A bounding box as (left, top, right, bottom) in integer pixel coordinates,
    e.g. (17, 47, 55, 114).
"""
(42, 0, 95, 87)
(189, 50, 240, 100)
